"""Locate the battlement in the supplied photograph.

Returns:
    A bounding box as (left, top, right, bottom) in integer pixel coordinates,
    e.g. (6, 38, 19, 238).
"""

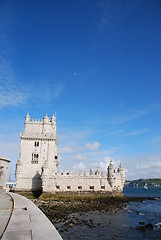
(31, 118, 42, 123)
(54, 168, 106, 178)
(23, 113, 57, 137)
(25, 113, 56, 125)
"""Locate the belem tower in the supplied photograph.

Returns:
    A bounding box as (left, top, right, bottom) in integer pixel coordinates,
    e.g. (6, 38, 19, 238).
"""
(16, 113, 125, 193)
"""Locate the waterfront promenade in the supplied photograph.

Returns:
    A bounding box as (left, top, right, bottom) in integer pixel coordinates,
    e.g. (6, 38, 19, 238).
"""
(0, 191, 62, 240)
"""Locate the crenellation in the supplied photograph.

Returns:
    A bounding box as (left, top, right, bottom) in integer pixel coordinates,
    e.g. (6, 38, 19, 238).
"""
(101, 171, 106, 177)
(16, 113, 125, 193)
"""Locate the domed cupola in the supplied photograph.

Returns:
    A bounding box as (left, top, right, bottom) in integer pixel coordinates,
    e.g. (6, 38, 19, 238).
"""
(118, 162, 124, 172)
(108, 159, 115, 169)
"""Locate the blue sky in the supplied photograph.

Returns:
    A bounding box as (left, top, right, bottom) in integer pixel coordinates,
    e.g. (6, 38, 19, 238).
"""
(0, 0, 161, 180)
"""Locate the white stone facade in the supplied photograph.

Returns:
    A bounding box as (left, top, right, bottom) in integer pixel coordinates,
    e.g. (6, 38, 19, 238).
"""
(16, 114, 125, 193)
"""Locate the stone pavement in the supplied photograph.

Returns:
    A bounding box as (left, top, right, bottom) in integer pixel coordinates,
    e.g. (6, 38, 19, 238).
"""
(0, 191, 13, 239)
(0, 192, 63, 240)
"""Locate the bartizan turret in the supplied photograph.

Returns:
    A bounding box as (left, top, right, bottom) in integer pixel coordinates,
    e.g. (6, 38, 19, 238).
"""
(107, 159, 116, 188)
(118, 162, 125, 187)
(25, 113, 30, 124)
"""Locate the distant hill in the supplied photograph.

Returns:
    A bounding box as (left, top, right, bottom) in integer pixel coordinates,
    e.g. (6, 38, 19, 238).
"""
(125, 178, 161, 187)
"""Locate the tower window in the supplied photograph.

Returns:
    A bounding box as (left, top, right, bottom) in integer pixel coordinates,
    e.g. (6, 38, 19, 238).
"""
(32, 153, 39, 164)
(34, 142, 39, 147)
(90, 186, 94, 190)
(55, 156, 58, 159)
(78, 186, 82, 190)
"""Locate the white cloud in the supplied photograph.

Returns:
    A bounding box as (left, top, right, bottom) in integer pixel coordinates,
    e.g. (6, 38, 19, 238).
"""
(59, 146, 74, 154)
(92, 156, 121, 172)
(72, 154, 88, 161)
(121, 154, 161, 180)
(29, 81, 65, 104)
(112, 110, 147, 125)
(136, 160, 161, 171)
(111, 104, 161, 125)
(120, 129, 148, 137)
(108, 129, 125, 136)
(0, 58, 28, 109)
(0, 3, 28, 109)
(73, 162, 86, 171)
(108, 128, 148, 137)
(85, 141, 100, 151)
(97, 156, 111, 170)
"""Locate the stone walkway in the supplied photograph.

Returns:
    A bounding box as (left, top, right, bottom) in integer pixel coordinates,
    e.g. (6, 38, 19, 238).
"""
(0, 192, 63, 240)
(0, 191, 13, 238)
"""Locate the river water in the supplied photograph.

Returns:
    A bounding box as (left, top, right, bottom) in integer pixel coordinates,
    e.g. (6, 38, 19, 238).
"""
(56, 187, 161, 240)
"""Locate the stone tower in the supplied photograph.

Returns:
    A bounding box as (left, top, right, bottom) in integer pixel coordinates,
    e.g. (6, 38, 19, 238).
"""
(15, 113, 58, 191)
(16, 113, 125, 193)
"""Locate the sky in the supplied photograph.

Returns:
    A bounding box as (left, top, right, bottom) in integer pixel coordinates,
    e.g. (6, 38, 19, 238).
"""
(0, 0, 161, 181)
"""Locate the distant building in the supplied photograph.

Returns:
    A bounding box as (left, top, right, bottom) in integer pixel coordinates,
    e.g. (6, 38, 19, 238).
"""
(0, 157, 10, 192)
(16, 114, 125, 192)
(6, 182, 16, 192)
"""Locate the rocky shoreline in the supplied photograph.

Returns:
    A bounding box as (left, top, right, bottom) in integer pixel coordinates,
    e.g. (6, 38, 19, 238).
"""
(30, 193, 154, 224)
(17, 192, 157, 239)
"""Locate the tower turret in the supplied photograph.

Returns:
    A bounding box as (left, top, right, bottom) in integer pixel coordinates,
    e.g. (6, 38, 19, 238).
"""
(118, 162, 125, 186)
(43, 113, 50, 124)
(51, 113, 56, 124)
(25, 113, 30, 124)
(107, 159, 116, 188)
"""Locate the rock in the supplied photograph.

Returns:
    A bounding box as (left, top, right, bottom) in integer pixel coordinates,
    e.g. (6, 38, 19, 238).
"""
(136, 225, 146, 230)
(68, 223, 74, 227)
(146, 223, 153, 229)
(136, 223, 153, 230)
(139, 221, 145, 225)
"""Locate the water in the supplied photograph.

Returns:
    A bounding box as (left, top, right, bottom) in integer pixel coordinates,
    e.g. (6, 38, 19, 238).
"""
(124, 186, 161, 198)
(56, 187, 161, 240)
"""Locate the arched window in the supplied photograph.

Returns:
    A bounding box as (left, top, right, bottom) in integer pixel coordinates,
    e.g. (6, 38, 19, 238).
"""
(31, 153, 39, 164)
(34, 142, 39, 147)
